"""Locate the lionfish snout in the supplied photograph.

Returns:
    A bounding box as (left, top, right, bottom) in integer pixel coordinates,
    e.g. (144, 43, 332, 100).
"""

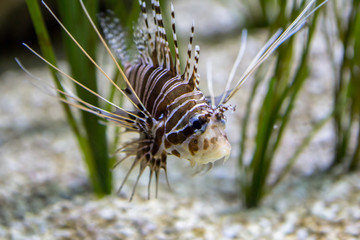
(189, 116, 231, 165)
(168, 109, 231, 167)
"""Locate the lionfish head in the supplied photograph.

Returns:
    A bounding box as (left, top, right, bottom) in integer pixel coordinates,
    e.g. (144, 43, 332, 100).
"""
(170, 105, 232, 166)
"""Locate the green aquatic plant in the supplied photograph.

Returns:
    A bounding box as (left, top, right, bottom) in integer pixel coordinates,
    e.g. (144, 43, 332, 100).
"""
(26, 0, 111, 196)
(237, 0, 329, 208)
(326, 0, 360, 172)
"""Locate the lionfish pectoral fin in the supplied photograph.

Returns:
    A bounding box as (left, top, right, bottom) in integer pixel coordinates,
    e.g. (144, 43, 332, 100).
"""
(30, 1, 151, 128)
(160, 152, 171, 190)
(147, 169, 154, 200)
(145, 152, 168, 199)
(129, 160, 148, 201)
(133, 157, 161, 200)
(149, 152, 169, 199)
(98, 10, 130, 65)
(115, 140, 148, 197)
(112, 154, 132, 169)
(115, 140, 170, 200)
(77, 0, 152, 119)
(163, 167, 171, 191)
(212, 89, 233, 106)
(220, 0, 328, 105)
(117, 156, 141, 196)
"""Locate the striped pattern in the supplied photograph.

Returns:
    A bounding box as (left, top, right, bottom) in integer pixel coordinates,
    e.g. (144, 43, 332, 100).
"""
(98, 0, 327, 199)
(125, 63, 208, 120)
(34, 0, 326, 200)
(98, 0, 230, 199)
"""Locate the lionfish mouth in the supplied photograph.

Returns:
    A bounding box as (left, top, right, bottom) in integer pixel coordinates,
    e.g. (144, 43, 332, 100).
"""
(195, 139, 231, 165)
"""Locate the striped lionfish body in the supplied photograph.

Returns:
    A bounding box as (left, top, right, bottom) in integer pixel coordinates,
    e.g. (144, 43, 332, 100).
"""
(98, 0, 233, 195)
(23, 0, 327, 199)
(100, 1, 231, 187)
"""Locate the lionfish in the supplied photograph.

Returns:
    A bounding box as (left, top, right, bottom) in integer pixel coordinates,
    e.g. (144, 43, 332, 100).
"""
(21, 0, 327, 199)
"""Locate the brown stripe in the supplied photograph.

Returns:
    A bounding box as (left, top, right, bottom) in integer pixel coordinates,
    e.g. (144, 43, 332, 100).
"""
(165, 100, 196, 132)
(151, 78, 183, 115)
(145, 71, 173, 110)
(170, 103, 208, 131)
(167, 132, 187, 145)
(138, 65, 155, 101)
(153, 83, 196, 119)
(142, 67, 165, 105)
(171, 149, 181, 158)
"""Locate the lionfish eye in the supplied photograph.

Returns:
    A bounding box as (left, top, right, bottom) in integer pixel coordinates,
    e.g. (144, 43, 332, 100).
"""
(192, 120, 202, 130)
(190, 116, 207, 132)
